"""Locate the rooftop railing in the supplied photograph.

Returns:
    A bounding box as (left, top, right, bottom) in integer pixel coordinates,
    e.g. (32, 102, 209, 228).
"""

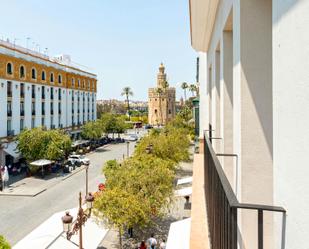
(203, 131, 286, 249)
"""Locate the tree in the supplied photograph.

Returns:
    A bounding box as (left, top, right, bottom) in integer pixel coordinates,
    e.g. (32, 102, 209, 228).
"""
(81, 121, 103, 140)
(95, 156, 174, 248)
(0, 235, 11, 249)
(17, 127, 71, 162)
(189, 84, 198, 96)
(121, 87, 133, 120)
(181, 82, 188, 101)
(100, 113, 128, 138)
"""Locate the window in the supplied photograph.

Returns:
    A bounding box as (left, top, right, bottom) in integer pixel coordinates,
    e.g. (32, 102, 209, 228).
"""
(20, 119, 24, 131)
(155, 109, 157, 114)
(20, 66, 25, 78)
(51, 116, 54, 126)
(32, 85, 35, 98)
(51, 87, 54, 99)
(7, 101, 12, 116)
(51, 102, 54, 115)
(7, 81, 12, 97)
(87, 81, 90, 89)
(7, 63, 13, 75)
(31, 118, 35, 129)
(31, 68, 36, 79)
(20, 83, 25, 98)
(71, 78, 75, 87)
(169, 109, 172, 114)
(7, 120, 12, 131)
(31, 101, 35, 115)
(20, 102, 25, 116)
(78, 79, 80, 87)
(58, 74, 62, 84)
(41, 117, 45, 127)
(82, 80, 85, 88)
(50, 73, 54, 83)
(42, 102, 45, 115)
(42, 86, 45, 99)
(41, 70, 46, 81)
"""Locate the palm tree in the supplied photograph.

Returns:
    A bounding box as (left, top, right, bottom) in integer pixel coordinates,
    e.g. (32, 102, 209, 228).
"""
(121, 87, 133, 120)
(189, 84, 197, 96)
(181, 82, 188, 101)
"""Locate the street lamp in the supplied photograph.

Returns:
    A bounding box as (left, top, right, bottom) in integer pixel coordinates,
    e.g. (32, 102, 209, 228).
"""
(126, 141, 130, 158)
(61, 192, 94, 249)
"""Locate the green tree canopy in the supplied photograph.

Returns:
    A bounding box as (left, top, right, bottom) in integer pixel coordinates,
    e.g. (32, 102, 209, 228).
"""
(17, 127, 72, 162)
(0, 235, 11, 249)
(81, 121, 103, 140)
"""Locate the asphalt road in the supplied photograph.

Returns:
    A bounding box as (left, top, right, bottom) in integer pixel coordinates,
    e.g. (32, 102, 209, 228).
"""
(0, 141, 136, 246)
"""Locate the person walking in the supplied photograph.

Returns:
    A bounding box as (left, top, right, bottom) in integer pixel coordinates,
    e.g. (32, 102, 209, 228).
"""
(139, 241, 147, 249)
(160, 239, 166, 249)
(147, 234, 157, 248)
(3, 166, 9, 190)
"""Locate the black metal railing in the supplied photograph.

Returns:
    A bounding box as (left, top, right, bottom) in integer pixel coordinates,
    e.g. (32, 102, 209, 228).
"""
(203, 131, 286, 249)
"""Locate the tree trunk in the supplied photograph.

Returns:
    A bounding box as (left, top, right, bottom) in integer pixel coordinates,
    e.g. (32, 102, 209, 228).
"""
(126, 95, 130, 121)
(119, 228, 122, 249)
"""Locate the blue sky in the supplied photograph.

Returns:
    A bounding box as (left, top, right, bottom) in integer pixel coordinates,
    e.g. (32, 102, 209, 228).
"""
(1, 0, 196, 101)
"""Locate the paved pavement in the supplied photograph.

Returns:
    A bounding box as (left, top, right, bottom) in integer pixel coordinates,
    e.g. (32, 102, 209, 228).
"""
(0, 141, 136, 246)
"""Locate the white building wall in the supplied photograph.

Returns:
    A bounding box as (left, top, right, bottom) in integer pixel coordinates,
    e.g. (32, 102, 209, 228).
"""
(45, 86, 51, 129)
(54, 87, 59, 128)
(24, 82, 32, 129)
(35, 84, 41, 127)
(73, 90, 78, 125)
(273, 1, 309, 248)
(12, 80, 20, 134)
(198, 52, 208, 138)
(0, 80, 8, 137)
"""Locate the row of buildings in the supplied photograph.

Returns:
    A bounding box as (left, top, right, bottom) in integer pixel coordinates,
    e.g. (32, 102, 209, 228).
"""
(187, 1, 309, 249)
(0, 39, 97, 166)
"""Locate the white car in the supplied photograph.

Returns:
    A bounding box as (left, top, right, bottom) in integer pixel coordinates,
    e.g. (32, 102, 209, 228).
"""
(124, 134, 139, 141)
(68, 155, 90, 166)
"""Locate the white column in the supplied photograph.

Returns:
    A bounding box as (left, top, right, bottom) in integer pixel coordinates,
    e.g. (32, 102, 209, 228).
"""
(273, 1, 309, 248)
(12, 81, 20, 134)
(45, 86, 51, 129)
(35, 84, 42, 128)
(24, 83, 32, 129)
(220, 31, 234, 186)
(0, 80, 8, 137)
(198, 52, 208, 138)
(233, 0, 273, 248)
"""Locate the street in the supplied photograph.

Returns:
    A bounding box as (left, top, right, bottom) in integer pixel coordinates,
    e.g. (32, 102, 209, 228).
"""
(0, 141, 136, 246)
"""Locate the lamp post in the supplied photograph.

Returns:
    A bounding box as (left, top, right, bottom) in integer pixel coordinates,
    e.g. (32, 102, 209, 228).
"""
(126, 141, 130, 158)
(85, 165, 89, 195)
(61, 192, 94, 249)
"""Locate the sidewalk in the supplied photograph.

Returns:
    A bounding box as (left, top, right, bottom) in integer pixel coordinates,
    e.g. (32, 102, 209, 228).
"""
(0, 165, 86, 197)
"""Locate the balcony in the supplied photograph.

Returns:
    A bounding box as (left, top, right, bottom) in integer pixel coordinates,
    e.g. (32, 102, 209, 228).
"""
(32, 110, 36, 116)
(7, 91, 12, 98)
(20, 110, 25, 116)
(20, 91, 25, 98)
(7, 130, 15, 137)
(7, 110, 12, 117)
(193, 133, 287, 249)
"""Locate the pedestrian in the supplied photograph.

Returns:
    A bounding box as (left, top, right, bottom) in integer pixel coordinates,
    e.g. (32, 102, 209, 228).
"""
(147, 234, 157, 248)
(139, 241, 147, 249)
(3, 166, 9, 190)
(160, 239, 166, 249)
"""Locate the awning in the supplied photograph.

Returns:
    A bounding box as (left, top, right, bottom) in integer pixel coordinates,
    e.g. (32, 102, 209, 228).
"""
(175, 187, 192, 197)
(13, 207, 109, 249)
(166, 218, 191, 249)
(3, 141, 21, 159)
(30, 159, 54, 167)
(177, 177, 193, 186)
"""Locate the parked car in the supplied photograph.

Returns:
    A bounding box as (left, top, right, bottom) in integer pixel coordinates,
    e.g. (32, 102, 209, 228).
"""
(144, 124, 153, 129)
(124, 134, 139, 141)
(115, 137, 125, 143)
(68, 154, 90, 166)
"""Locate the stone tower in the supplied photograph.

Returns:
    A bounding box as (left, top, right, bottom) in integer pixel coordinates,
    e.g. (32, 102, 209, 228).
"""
(148, 63, 176, 125)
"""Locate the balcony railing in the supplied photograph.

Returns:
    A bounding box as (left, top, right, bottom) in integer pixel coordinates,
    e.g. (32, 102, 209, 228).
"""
(203, 131, 286, 249)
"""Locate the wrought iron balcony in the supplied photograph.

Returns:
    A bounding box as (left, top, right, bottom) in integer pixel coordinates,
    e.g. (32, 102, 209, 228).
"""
(203, 131, 286, 249)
